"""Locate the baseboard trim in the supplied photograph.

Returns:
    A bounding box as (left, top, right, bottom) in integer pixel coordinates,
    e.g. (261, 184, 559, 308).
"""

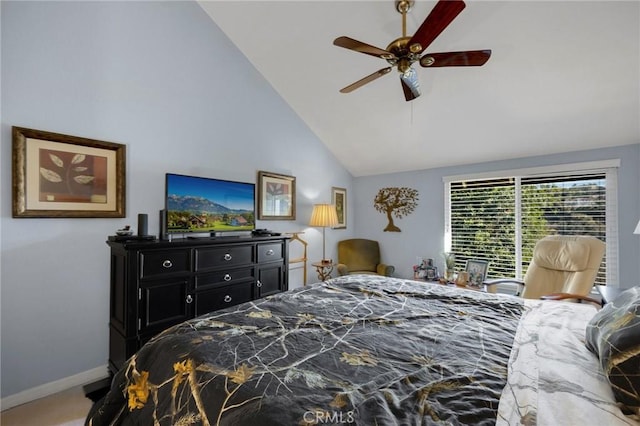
(1, 365, 109, 411)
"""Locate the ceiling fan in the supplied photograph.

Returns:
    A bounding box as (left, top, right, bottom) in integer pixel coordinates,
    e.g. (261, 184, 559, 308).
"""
(333, 0, 491, 102)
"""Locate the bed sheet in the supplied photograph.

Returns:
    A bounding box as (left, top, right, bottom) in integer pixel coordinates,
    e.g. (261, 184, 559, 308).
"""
(497, 299, 639, 425)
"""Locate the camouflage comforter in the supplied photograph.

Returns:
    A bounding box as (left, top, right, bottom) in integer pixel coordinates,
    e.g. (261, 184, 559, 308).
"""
(87, 275, 525, 425)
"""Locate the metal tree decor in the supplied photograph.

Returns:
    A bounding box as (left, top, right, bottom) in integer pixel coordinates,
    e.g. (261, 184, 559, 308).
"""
(373, 187, 419, 232)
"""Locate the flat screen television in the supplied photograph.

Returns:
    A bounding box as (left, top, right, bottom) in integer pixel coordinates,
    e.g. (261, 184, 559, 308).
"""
(165, 173, 255, 235)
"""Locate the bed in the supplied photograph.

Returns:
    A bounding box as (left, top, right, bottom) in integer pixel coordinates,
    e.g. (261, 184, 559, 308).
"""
(86, 275, 639, 425)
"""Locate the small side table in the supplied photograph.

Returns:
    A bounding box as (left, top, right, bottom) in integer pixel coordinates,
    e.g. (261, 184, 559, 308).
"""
(312, 261, 335, 281)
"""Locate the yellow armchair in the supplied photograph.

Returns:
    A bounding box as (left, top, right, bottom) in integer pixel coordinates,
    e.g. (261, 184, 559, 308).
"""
(337, 239, 395, 276)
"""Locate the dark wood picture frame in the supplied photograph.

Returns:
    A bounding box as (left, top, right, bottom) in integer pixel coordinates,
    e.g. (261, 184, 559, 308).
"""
(332, 186, 347, 229)
(12, 126, 126, 218)
(257, 171, 296, 220)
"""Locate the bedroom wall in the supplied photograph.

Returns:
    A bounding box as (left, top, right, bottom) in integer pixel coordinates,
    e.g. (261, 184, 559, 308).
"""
(0, 1, 354, 402)
(353, 144, 640, 289)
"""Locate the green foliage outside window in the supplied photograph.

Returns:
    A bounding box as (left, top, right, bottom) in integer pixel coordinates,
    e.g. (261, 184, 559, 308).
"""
(449, 174, 606, 283)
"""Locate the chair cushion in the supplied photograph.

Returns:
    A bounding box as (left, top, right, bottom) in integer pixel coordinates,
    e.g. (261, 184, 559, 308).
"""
(585, 287, 640, 415)
(338, 239, 380, 273)
(532, 239, 590, 272)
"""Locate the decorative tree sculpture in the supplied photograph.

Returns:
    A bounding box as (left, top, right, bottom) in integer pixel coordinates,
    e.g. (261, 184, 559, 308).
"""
(373, 187, 419, 232)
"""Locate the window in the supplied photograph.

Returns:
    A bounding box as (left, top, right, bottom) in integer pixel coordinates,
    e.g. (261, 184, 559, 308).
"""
(444, 160, 619, 286)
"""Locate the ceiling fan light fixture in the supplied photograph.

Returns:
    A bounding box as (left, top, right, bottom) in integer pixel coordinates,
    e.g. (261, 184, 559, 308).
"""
(397, 58, 411, 74)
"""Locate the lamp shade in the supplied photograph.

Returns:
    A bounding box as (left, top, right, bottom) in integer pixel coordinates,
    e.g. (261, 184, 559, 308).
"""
(634, 220, 640, 235)
(309, 204, 339, 227)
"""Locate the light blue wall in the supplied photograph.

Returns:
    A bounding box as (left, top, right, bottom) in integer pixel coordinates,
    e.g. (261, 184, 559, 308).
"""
(354, 144, 640, 288)
(0, 1, 353, 398)
(3, 0, 639, 403)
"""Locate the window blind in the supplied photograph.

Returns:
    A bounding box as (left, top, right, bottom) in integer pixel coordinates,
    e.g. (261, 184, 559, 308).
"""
(446, 164, 618, 286)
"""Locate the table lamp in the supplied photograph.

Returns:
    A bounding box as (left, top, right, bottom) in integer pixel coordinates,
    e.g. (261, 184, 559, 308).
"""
(309, 204, 339, 264)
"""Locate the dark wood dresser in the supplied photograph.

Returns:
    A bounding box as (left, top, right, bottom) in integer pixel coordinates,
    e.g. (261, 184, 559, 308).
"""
(106, 235, 289, 375)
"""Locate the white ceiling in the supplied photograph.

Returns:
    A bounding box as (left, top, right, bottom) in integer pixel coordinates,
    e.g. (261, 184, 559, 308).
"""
(200, 1, 640, 177)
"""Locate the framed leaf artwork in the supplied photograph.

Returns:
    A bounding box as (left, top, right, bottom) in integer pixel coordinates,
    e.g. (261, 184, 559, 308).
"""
(12, 126, 126, 218)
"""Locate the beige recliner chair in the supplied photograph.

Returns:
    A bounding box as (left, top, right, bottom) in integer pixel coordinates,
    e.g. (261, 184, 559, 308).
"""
(337, 239, 395, 277)
(486, 235, 605, 302)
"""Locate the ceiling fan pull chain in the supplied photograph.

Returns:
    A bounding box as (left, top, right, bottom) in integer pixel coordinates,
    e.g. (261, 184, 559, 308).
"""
(410, 101, 414, 126)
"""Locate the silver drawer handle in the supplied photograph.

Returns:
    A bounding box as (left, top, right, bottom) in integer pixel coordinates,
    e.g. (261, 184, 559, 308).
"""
(224, 295, 232, 303)
(162, 260, 173, 268)
(266, 249, 274, 256)
(224, 253, 232, 261)
(186, 294, 193, 304)
(256, 280, 263, 288)
(224, 274, 232, 282)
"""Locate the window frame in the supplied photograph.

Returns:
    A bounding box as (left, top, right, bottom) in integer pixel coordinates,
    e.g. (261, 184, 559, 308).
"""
(443, 159, 620, 287)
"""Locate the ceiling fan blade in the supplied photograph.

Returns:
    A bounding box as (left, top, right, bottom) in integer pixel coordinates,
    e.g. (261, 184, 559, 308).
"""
(420, 50, 491, 67)
(333, 36, 396, 59)
(339, 67, 393, 93)
(408, 0, 466, 54)
(400, 68, 420, 101)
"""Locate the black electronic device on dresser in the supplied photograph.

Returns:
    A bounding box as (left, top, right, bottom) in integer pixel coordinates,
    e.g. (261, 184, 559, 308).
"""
(106, 235, 289, 376)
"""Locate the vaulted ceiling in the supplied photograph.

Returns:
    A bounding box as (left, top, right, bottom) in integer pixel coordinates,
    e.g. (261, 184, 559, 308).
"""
(200, 1, 639, 177)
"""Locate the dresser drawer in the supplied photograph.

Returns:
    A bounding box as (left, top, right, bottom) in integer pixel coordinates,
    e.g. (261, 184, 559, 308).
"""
(194, 281, 253, 315)
(139, 249, 191, 279)
(257, 242, 283, 263)
(195, 267, 255, 289)
(195, 245, 253, 271)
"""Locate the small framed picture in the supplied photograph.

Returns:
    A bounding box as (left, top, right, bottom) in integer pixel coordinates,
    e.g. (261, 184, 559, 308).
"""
(332, 187, 346, 229)
(465, 259, 489, 287)
(257, 171, 296, 220)
(426, 267, 437, 280)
